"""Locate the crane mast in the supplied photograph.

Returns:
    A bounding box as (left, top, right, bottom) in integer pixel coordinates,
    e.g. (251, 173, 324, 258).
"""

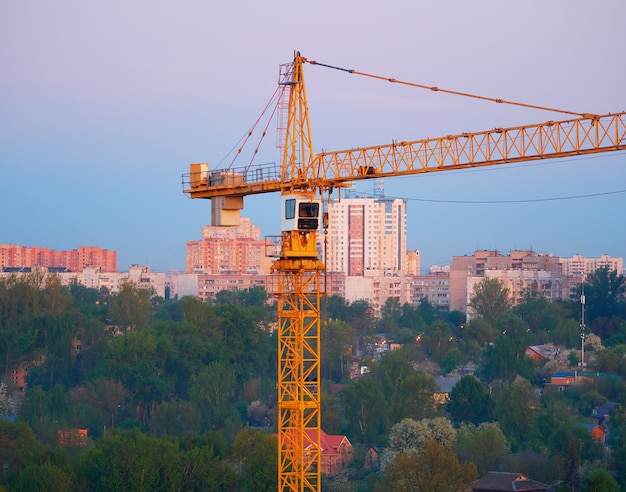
(270, 53, 324, 491)
(182, 53, 626, 492)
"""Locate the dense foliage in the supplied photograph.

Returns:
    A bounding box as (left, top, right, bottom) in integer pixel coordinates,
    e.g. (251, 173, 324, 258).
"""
(0, 269, 625, 490)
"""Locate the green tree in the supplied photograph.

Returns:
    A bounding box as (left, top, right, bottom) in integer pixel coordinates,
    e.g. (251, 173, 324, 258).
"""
(605, 320, 626, 346)
(447, 375, 494, 425)
(494, 377, 535, 451)
(75, 428, 181, 491)
(108, 282, 152, 332)
(422, 321, 454, 364)
(514, 288, 549, 333)
(468, 277, 511, 322)
(69, 283, 106, 316)
(553, 319, 583, 348)
(214, 286, 268, 307)
(385, 440, 477, 492)
(565, 437, 580, 491)
(454, 423, 509, 477)
(321, 319, 353, 381)
(176, 432, 239, 491)
(320, 390, 344, 435)
(84, 377, 129, 431)
(232, 427, 277, 492)
(389, 372, 437, 423)
(11, 463, 73, 492)
(378, 297, 402, 337)
(96, 329, 175, 427)
(608, 402, 626, 486)
(190, 361, 237, 430)
(578, 267, 626, 325)
(397, 302, 427, 333)
(214, 304, 275, 379)
(340, 375, 387, 446)
(0, 275, 42, 376)
(372, 349, 415, 403)
(582, 467, 620, 492)
(0, 420, 39, 486)
(440, 346, 463, 375)
(462, 317, 499, 357)
(178, 296, 220, 334)
(594, 346, 626, 377)
(324, 294, 349, 321)
(346, 299, 375, 339)
(479, 335, 534, 384)
(20, 385, 70, 444)
(535, 400, 575, 460)
(153, 398, 203, 437)
(29, 309, 80, 389)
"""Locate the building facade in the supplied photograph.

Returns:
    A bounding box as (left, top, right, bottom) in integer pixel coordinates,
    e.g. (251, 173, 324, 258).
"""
(0, 265, 165, 298)
(407, 267, 450, 310)
(323, 194, 408, 314)
(450, 250, 623, 314)
(174, 272, 268, 303)
(186, 218, 271, 275)
(325, 195, 406, 275)
(0, 244, 116, 272)
(560, 254, 623, 278)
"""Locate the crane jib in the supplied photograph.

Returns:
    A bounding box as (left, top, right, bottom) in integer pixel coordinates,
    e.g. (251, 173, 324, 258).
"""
(183, 112, 626, 200)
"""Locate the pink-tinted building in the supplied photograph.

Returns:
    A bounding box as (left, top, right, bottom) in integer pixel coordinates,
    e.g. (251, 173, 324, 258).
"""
(186, 218, 271, 275)
(0, 244, 116, 272)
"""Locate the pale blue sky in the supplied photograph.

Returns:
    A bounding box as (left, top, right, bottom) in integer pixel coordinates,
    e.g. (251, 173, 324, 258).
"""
(1, 1, 625, 272)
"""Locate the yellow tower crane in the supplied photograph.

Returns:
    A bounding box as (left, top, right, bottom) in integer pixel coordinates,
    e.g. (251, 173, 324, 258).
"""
(182, 52, 626, 492)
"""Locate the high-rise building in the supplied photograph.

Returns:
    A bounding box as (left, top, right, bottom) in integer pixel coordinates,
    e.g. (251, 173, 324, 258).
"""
(324, 195, 406, 276)
(323, 193, 408, 314)
(186, 218, 272, 274)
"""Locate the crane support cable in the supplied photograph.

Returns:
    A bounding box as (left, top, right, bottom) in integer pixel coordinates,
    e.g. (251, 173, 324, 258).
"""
(222, 85, 283, 171)
(306, 59, 591, 118)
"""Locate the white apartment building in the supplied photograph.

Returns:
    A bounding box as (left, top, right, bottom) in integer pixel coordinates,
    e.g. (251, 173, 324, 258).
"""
(0, 265, 166, 298)
(325, 195, 407, 275)
(323, 193, 408, 315)
(560, 254, 624, 279)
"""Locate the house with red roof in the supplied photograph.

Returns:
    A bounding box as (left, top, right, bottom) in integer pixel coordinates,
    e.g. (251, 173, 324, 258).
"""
(303, 429, 353, 477)
(525, 344, 558, 362)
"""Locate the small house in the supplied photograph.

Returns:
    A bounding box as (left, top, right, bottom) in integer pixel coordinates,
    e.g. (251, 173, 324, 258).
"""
(525, 345, 558, 362)
(303, 429, 353, 477)
(471, 471, 551, 492)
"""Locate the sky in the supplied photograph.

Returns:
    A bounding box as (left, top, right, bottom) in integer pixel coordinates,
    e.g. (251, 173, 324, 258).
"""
(1, 1, 625, 273)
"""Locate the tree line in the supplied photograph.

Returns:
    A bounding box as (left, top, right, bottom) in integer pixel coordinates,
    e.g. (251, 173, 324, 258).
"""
(0, 267, 625, 490)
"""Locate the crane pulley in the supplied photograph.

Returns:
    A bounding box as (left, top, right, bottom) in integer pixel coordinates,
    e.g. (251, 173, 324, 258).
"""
(182, 52, 626, 492)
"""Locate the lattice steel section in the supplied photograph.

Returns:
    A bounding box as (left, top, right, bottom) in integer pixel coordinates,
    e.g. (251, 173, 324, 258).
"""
(268, 266, 323, 491)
